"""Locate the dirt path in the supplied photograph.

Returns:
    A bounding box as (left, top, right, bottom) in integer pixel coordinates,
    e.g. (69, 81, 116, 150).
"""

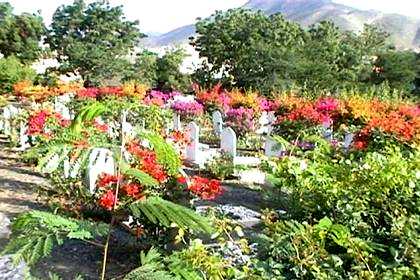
(0, 138, 274, 279)
(0, 139, 46, 218)
(0, 139, 137, 279)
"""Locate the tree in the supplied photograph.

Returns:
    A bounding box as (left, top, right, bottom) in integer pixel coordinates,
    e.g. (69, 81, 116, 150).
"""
(0, 56, 36, 93)
(0, 2, 45, 63)
(125, 50, 158, 86)
(371, 50, 418, 93)
(127, 48, 190, 92)
(46, 0, 142, 86)
(156, 48, 190, 92)
(191, 9, 305, 93)
(191, 9, 391, 94)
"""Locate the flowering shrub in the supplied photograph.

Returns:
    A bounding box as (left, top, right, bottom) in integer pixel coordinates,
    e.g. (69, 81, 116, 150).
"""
(27, 110, 70, 136)
(225, 107, 258, 135)
(13, 80, 81, 101)
(171, 100, 204, 117)
(96, 173, 145, 211)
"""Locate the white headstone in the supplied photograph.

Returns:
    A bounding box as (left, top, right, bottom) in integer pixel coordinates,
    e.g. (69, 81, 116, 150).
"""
(186, 122, 199, 163)
(344, 132, 354, 150)
(322, 121, 333, 142)
(173, 95, 195, 103)
(264, 137, 283, 157)
(86, 148, 115, 193)
(212, 111, 223, 136)
(173, 114, 182, 131)
(2, 105, 19, 136)
(221, 127, 237, 157)
(54, 95, 72, 120)
(122, 120, 134, 137)
(44, 154, 60, 173)
(18, 122, 30, 150)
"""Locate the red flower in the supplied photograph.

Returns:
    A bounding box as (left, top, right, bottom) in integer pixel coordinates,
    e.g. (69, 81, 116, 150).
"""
(122, 183, 142, 198)
(27, 110, 50, 135)
(98, 173, 121, 188)
(77, 88, 99, 99)
(93, 120, 109, 133)
(177, 176, 187, 184)
(126, 142, 168, 183)
(98, 190, 117, 210)
(188, 176, 222, 200)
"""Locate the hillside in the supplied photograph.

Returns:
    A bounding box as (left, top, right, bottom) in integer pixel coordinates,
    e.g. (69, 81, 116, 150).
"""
(142, 0, 420, 50)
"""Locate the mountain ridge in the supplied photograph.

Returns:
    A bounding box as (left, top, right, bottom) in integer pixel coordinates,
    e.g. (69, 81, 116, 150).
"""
(141, 0, 420, 50)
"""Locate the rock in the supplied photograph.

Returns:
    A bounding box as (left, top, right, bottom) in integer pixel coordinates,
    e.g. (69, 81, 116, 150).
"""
(0, 255, 26, 280)
(196, 204, 261, 228)
(0, 213, 10, 239)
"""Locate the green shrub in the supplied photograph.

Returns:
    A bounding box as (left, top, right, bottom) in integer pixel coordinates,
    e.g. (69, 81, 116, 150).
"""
(0, 56, 36, 93)
(263, 138, 420, 278)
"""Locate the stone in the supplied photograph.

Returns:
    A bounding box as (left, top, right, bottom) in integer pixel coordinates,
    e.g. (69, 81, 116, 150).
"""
(0, 255, 26, 280)
(211, 110, 223, 136)
(186, 122, 199, 163)
(322, 121, 333, 142)
(344, 132, 354, 149)
(86, 148, 115, 193)
(18, 122, 30, 150)
(264, 136, 283, 157)
(44, 154, 60, 173)
(173, 113, 182, 130)
(220, 127, 237, 157)
(0, 213, 10, 239)
(237, 168, 266, 184)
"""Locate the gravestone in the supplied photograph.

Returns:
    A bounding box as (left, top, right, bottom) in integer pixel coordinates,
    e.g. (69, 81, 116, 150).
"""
(221, 127, 237, 157)
(212, 110, 223, 136)
(18, 122, 30, 150)
(186, 122, 199, 163)
(86, 148, 115, 193)
(344, 132, 354, 150)
(44, 154, 60, 173)
(322, 121, 333, 142)
(2, 105, 19, 136)
(122, 120, 134, 138)
(264, 136, 283, 157)
(173, 114, 182, 131)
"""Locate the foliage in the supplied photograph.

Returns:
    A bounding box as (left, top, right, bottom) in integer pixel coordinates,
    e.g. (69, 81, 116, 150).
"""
(128, 48, 190, 92)
(0, 57, 36, 93)
(371, 50, 418, 93)
(204, 153, 236, 180)
(0, 2, 45, 63)
(2, 210, 108, 265)
(263, 139, 420, 278)
(46, 0, 142, 85)
(129, 197, 213, 234)
(192, 9, 400, 94)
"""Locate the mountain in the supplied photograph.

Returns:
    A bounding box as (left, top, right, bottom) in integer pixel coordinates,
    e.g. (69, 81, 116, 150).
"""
(141, 0, 420, 50)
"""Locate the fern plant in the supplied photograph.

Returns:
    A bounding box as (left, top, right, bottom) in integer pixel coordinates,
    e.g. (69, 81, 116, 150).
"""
(2, 211, 108, 265)
(129, 197, 213, 234)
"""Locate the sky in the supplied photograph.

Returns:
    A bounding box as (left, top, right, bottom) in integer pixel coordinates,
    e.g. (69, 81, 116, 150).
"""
(6, 0, 420, 34)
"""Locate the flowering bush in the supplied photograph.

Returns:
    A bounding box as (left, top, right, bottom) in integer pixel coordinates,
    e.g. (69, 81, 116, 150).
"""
(225, 107, 258, 135)
(27, 109, 70, 137)
(171, 100, 204, 117)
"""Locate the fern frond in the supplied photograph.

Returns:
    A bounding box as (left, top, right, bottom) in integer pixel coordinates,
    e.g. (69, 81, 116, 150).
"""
(124, 247, 174, 280)
(122, 166, 159, 187)
(2, 211, 108, 265)
(129, 197, 213, 234)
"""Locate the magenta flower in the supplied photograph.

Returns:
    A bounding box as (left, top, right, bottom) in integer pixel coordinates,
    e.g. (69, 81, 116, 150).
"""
(171, 100, 204, 116)
(315, 97, 339, 112)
